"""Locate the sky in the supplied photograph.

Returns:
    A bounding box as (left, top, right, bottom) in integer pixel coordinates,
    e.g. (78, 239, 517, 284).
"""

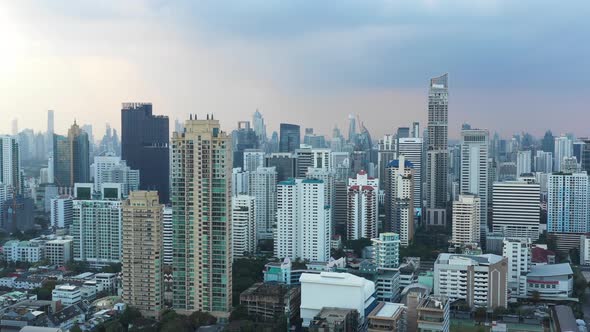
(1, 0, 589, 140)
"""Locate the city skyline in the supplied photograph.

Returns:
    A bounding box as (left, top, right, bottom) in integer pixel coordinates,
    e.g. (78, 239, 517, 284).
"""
(2, 1, 590, 138)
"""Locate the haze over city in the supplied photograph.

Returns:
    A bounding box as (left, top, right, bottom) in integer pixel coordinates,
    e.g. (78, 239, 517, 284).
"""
(2, 0, 589, 138)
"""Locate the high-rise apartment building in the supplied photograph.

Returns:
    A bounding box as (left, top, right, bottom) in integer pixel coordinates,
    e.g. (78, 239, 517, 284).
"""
(247, 167, 277, 240)
(377, 135, 396, 189)
(121, 191, 163, 319)
(554, 135, 573, 172)
(232, 121, 258, 169)
(517, 150, 532, 176)
(460, 129, 489, 239)
(47, 110, 54, 154)
(171, 117, 232, 317)
(121, 103, 169, 202)
(371, 233, 400, 269)
(0, 136, 21, 195)
(50, 195, 73, 228)
(502, 238, 531, 297)
(243, 149, 265, 172)
(231, 195, 256, 258)
(71, 187, 122, 268)
(274, 179, 331, 262)
(306, 167, 335, 213)
(347, 170, 379, 240)
(434, 253, 507, 309)
(384, 155, 414, 247)
(547, 172, 589, 234)
(265, 153, 296, 182)
(398, 137, 423, 211)
(492, 181, 540, 240)
(452, 195, 481, 245)
(425, 73, 449, 224)
(279, 123, 300, 153)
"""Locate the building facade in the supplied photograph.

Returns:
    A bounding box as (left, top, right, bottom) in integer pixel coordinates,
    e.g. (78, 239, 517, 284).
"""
(347, 171, 379, 240)
(492, 181, 541, 240)
(231, 195, 256, 258)
(452, 195, 481, 245)
(384, 156, 415, 247)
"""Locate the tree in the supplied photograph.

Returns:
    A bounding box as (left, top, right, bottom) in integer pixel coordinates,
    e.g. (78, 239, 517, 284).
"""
(229, 305, 250, 321)
(344, 238, 372, 257)
(34, 280, 57, 300)
(531, 290, 541, 303)
(187, 311, 217, 329)
(119, 306, 142, 330)
(101, 263, 122, 274)
(70, 326, 83, 332)
(492, 307, 507, 319)
(475, 307, 487, 323)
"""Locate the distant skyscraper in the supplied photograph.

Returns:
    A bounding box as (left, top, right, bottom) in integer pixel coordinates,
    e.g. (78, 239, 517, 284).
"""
(347, 170, 379, 240)
(398, 137, 423, 211)
(582, 139, 590, 174)
(347, 114, 357, 144)
(554, 135, 573, 172)
(91, 155, 140, 197)
(121, 191, 163, 319)
(47, 110, 54, 154)
(231, 195, 256, 258)
(265, 153, 296, 182)
(534, 151, 553, 173)
(384, 155, 415, 247)
(492, 181, 541, 240)
(516, 150, 532, 176)
(411, 122, 420, 138)
(0, 136, 21, 195)
(171, 116, 232, 316)
(460, 129, 489, 239)
(547, 172, 589, 234)
(377, 135, 396, 189)
(452, 194, 481, 245)
(248, 166, 277, 240)
(279, 123, 301, 153)
(232, 121, 258, 169)
(252, 110, 267, 142)
(53, 122, 90, 187)
(425, 74, 449, 224)
(397, 127, 410, 140)
(542, 130, 554, 154)
(162, 207, 173, 266)
(121, 103, 169, 203)
(243, 149, 265, 172)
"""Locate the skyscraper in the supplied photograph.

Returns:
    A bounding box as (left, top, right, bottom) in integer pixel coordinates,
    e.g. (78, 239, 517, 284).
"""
(425, 73, 449, 224)
(47, 110, 54, 154)
(377, 135, 396, 189)
(171, 116, 232, 317)
(279, 123, 301, 153)
(53, 122, 90, 187)
(384, 155, 415, 247)
(121, 191, 163, 319)
(460, 129, 489, 240)
(252, 110, 267, 142)
(232, 121, 259, 169)
(265, 153, 296, 182)
(121, 103, 169, 203)
(243, 149, 265, 172)
(231, 195, 256, 258)
(347, 170, 379, 240)
(542, 130, 554, 153)
(534, 151, 553, 173)
(0, 136, 21, 195)
(516, 150, 532, 176)
(91, 155, 140, 197)
(547, 172, 589, 234)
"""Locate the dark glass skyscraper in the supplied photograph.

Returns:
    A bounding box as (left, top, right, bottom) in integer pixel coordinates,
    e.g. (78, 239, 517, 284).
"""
(232, 121, 258, 168)
(52, 121, 90, 187)
(279, 123, 300, 153)
(121, 103, 169, 203)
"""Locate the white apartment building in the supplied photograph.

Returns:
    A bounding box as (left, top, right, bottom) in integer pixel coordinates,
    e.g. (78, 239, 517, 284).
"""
(243, 149, 265, 172)
(232, 195, 256, 258)
(517, 150, 532, 176)
(384, 155, 414, 247)
(52, 284, 82, 306)
(492, 181, 541, 240)
(534, 151, 553, 173)
(347, 170, 379, 240)
(50, 195, 73, 228)
(372, 233, 400, 269)
(274, 178, 331, 262)
(91, 155, 139, 197)
(248, 166, 277, 240)
(71, 198, 122, 268)
(2, 240, 43, 263)
(452, 195, 481, 245)
(300, 272, 376, 328)
(307, 167, 335, 213)
(503, 238, 531, 297)
(0, 136, 21, 194)
(460, 129, 489, 240)
(45, 238, 73, 266)
(434, 253, 508, 309)
(554, 135, 573, 172)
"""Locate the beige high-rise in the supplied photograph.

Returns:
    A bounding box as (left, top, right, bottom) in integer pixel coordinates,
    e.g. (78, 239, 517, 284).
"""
(172, 117, 233, 317)
(122, 191, 164, 319)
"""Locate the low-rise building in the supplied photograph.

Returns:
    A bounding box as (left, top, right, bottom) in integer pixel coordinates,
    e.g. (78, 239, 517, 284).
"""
(526, 263, 573, 300)
(300, 272, 377, 328)
(51, 285, 82, 307)
(44, 239, 73, 266)
(416, 296, 449, 332)
(2, 241, 43, 263)
(308, 307, 359, 332)
(239, 283, 300, 322)
(367, 302, 406, 332)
